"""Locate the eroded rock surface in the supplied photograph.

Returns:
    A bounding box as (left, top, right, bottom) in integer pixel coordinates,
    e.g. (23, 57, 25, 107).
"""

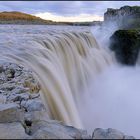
(30, 120, 91, 139)
(92, 128, 135, 139)
(0, 122, 30, 139)
(110, 29, 140, 65)
(0, 103, 24, 123)
(0, 62, 49, 138)
(104, 6, 140, 29)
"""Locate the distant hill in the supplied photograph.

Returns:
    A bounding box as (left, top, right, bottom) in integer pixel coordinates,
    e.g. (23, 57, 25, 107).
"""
(0, 11, 101, 26)
(0, 11, 55, 24)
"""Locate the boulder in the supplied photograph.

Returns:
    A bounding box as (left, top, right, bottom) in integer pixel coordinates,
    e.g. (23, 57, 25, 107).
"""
(124, 135, 135, 139)
(0, 122, 30, 139)
(7, 92, 30, 102)
(0, 62, 40, 97)
(32, 127, 72, 139)
(92, 128, 135, 139)
(4, 68, 15, 78)
(29, 93, 40, 99)
(24, 110, 49, 123)
(0, 103, 24, 123)
(31, 120, 91, 139)
(0, 95, 6, 104)
(21, 99, 45, 112)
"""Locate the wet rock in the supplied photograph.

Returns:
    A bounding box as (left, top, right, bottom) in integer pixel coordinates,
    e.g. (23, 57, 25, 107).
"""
(0, 95, 6, 104)
(24, 110, 49, 123)
(0, 122, 30, 139)
(0, 65, 4, 73)
(5, 68, 15, 78)
(11, 86, 28, 94)
(30, 93, 40, 99)
(93, 128, 123, 139)
(21, 99, 45, 112)
(0, 62, 40, 96)
(32, 127, 72, 139)
(31, 120, 91, 139)
(1, 83, 16, 92)
(92, 128, 135, 139)
(23, 79, 40, 94)
(7, 93, 30, 102)
(0, 103, 24, 123)
(124, 135, 135, 139)
(63, 125, 91, 139)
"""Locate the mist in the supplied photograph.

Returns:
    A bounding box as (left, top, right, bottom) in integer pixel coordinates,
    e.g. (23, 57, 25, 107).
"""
(80, 64, 140, 138)
(91, 21, 119, 48)
(78, 22, 140, 138)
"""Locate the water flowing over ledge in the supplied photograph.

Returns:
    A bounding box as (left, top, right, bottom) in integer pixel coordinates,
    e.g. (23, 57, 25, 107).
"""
(0, 25, 113, 129)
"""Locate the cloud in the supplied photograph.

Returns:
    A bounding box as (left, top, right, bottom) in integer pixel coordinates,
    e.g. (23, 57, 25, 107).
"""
(0, 1, 140, 22)
(35, 12, 103, 22)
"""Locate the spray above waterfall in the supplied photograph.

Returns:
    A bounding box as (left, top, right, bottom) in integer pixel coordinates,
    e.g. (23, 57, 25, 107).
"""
(91, 21, 119, 49)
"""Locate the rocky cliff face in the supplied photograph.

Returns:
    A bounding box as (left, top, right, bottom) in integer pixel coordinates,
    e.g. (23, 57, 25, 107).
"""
(110, 29, 140, 65)
(104, 6, 140, 21)
(104, 6, 140, 29)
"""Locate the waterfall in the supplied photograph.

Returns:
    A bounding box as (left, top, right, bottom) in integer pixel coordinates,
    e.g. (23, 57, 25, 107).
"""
(0, 25, 114, 129)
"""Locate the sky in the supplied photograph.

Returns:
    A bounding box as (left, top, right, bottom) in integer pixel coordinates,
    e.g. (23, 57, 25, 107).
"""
(0, 1, 140, 22)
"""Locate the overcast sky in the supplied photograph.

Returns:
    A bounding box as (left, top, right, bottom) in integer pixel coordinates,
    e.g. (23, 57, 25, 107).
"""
(0, 1, 140, 22)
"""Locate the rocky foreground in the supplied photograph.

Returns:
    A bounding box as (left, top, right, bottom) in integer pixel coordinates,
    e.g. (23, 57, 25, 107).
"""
(0, 62, 135, 139)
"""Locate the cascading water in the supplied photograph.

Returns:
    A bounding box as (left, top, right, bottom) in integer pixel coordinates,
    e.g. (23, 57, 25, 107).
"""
(0, 25, 114, 130)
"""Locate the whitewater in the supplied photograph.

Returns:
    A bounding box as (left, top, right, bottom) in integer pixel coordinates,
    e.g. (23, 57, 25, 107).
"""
(0, 25, 140, 138)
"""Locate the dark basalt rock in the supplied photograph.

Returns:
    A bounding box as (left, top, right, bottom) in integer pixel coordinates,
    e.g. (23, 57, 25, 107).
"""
(110, 29, 140, 65)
